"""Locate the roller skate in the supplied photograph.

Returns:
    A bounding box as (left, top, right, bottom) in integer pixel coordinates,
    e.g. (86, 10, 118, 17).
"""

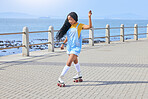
(57, 76, 65, 87)
(73, 73, 83, 83)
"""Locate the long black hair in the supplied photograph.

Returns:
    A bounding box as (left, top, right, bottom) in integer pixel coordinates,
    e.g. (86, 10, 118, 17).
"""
(56, 12, 78, 41)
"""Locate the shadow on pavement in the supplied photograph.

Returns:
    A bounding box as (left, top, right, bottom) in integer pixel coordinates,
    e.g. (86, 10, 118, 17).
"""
(66, 80, 148, 87)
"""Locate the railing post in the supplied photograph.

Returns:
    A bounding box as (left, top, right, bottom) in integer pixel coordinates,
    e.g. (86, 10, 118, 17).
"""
(106, 24, 110, 44)
(120, 24, 124, 42)
(48, 26, 54, 52)
(89, 26, 94, 46)
(22, 27, 29, 56)
(147, 24, 148, 39)
(134, 24, 138, 40)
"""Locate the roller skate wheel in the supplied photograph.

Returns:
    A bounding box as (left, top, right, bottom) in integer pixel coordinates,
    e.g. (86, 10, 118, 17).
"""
(63, 84, 65, 87)
(59, 84, 62, 87)
(57, 83, 60, 86)
(73, 80, 76, 82)
(76, 80, 78, 83)
(79, 79, 83, 82)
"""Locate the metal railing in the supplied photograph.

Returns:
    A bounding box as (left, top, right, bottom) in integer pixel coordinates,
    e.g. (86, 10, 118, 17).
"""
(0, 26, 54, 56)
(86, 24, 148, 45)
(0, 24, 148, 56)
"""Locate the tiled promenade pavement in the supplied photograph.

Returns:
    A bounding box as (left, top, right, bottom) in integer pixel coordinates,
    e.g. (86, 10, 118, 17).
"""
(0, 39, 148, 99)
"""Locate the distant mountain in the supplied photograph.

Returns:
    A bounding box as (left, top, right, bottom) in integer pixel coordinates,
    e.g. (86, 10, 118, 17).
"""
(39, 16, 50, 19)
(0, 12, 37, 18)
(106, 13, 144, 19)
(95, 13, 148, 20)
(0, 12, 147, 20)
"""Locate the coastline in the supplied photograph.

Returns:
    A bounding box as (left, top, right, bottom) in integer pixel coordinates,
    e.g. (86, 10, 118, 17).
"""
(1, 18, 147, 57)
(0, 39, 106, 57)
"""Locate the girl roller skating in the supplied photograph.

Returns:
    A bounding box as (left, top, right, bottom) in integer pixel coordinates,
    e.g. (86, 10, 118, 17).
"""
(56, 10, 92, 87)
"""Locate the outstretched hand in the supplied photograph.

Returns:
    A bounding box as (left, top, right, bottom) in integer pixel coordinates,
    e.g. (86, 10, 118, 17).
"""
(88, 10, 92, 17)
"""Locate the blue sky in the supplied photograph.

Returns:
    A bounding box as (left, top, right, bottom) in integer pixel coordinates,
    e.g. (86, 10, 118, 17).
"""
(0, 0, 148, 19)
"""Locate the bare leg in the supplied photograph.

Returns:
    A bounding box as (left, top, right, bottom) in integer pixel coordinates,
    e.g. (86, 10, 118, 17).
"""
(68, 54, 78, 64)
(66, 54, 77, 66)
(74, 57, 78, 64)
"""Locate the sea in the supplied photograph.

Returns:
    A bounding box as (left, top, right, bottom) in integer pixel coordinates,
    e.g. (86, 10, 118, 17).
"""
(0, 18, 148, 56)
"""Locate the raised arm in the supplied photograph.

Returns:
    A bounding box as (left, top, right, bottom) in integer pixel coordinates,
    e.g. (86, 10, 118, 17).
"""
(82, 10, 92, 29)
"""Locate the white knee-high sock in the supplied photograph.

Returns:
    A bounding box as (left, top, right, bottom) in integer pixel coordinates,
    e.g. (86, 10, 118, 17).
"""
(60, 65, 70, 77)
(74, 63, 80, 73)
